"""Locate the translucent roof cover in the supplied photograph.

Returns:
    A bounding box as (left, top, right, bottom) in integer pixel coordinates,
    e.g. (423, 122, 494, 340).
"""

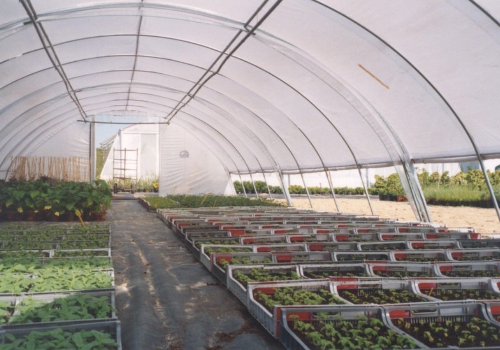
(2, 0, 500, 179)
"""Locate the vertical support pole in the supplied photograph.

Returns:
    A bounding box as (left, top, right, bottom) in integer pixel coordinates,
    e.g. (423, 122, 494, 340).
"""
(262, 172, 273, 199)
(249, 173, 259, 198)
(278, 171, 292, 206)
(238, 174, 248, 198)
(326, 170, 340, 212)
(299, 171, 314, 210)
(89, 117, 96, 182)
(357, 167, 374, 215)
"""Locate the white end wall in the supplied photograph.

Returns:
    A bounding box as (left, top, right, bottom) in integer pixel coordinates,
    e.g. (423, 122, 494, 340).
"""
(159, 124, 234, 195)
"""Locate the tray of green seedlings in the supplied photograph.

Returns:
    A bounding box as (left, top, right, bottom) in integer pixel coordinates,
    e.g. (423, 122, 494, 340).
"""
(299, 263, 373, 281)
(5, 290, 116, 329)
(0, 256, 112, 274)
(53, 248, 111, 258)
(241, 235, 288, 245)
(435, 262, 500, 278)
(331, 232, 379, 242)
(448, 248, 500, 261)
(391, 250, 451, 263)
(378, 232, 424, 241)
(200, 244, 254, 270)
(333, 251, 392, 262)
(254, 243, 307, 253)
(0, 297, 16, 326)
(424, 231, 478, 241)
(279, 305, 418, 349)
(409, 240, 460, 250)
(212, 252, 274, 284)
(0, 267, 114, 295)
(305, 242, 359, 252)
(272, 251, 334, 264)
(286, 234, 333, 244)
(0, 251, 52, 259)
(68, 224, 110, 235)
(248, 280, 346, 337)
(184, 231, 232, 245)
(386, 302, 500, 349)
(332, 280, 433, 305)
(369, 262, 436, 278)
(190, 237, 240, 258)
(459, 238, 500, 249)
(413, 278, 500, 302)
(358, 241, 411, 251)
(397, 226, 439, 234)
(227, 265, 301, 305)
(0, 320, 121, 349)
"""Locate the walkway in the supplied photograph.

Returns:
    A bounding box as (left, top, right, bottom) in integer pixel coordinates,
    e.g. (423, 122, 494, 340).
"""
(108, 200, 284, 350)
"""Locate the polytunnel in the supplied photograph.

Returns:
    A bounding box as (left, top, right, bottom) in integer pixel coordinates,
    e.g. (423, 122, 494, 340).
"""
(2, 0, 500, 222)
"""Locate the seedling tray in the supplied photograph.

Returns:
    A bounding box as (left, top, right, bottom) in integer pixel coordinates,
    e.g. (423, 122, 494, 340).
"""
(358, 241, 410, 251)
(412, 278, 500, 302)
(435, 261, 500, 278)
(305, 242, 359, 252)
(279, 305, 417, 350)
(248, 280, 341, 337)
(226, 264, 301, 305)
(333, 251, 391, 262)
(332, 280, 433, 305)
(409, 240, 460, 250)
(385, 302, 500, 349)
(379, 232, 424, 241)
(254, 243, 307, 253)
(189, 237, 241, 258)
(331, 232, 379, 242)
(211, 252, 274, 283)
(448, 248, 500, 261)
(369, 262, 436, 278)
(4, 290, 117, 329)
(241, 235, 288, 245)
(299, 263, 372, 280)
(200, 245, 254, 270)
(287, 234, 333, 243)
(392, 250, 450, 262)
(459, 239, 500, 249)
(0, 320, 122, 349)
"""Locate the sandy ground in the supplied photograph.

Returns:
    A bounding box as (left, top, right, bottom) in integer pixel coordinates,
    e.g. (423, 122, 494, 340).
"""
(275, 197, 500, 235)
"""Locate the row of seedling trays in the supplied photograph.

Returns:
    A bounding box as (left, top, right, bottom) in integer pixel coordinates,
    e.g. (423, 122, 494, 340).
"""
(0, 223, 120, 349)
(159, 208, 500, 349)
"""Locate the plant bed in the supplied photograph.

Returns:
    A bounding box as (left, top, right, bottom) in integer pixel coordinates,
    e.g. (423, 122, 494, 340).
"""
(359, 241, 410, 251)
(0, 257, 112, 273)
(286, 234, 333, 243)
(414, 279, 500, 301)
(334, 251, 391, 262)
(379, 232, 424, 241)
(436, 262, 500, 278)
(227, 265, 301, 304)
(54, 249, 111, 258)
(334, 280, 431, 305)
(459, 239, 500, 249)
(254, 243, 307, 253)
(200, 245, 254, 270)
(300, 263, 371, 279)
(448, 248, 500, 261)
(279, 306, 418, 350)
(410, 240, 460, 250)
(305, 242, 359, 252)
(392, 250, 450, 262)
(331, 232, 379, 242)
(369, 262, 435, 278)
(248, 281, 345, 337)
(7, 291, 116, 326)
(0, 320, 121, 349)
(241, 235, 289, 245)
(387, 302, 500, 349)
(184, 231, 232, 244)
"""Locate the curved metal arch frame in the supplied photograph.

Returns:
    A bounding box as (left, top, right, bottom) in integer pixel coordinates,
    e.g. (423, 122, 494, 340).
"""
(311, 0, 500, 220)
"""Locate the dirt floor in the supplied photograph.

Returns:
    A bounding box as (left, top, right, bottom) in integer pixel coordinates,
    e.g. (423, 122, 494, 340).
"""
(108, 200, 284, 350)
(275, 197, 500, 235)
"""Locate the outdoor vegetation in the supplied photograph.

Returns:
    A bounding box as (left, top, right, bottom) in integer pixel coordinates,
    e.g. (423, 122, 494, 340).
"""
(144, 194, 285, 210)
(234, 168, 500, 208)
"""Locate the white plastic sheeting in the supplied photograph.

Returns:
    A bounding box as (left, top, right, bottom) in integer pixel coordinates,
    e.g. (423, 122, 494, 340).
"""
(159, 123, 235, 196)
(100, 124, 159, 180)
(1, 1, 500, 183)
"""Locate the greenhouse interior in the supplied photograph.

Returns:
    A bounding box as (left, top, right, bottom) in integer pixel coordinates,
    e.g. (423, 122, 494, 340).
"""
(2, 1, 500, 349)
